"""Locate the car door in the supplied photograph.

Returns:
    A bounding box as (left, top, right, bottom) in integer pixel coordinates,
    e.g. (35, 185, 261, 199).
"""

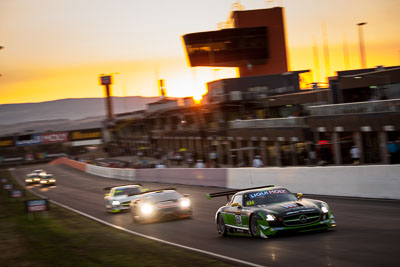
(223, 194, 249, 229)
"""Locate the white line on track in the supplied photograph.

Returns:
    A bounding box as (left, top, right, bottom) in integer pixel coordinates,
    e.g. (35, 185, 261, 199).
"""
(12, 170, 266, 267)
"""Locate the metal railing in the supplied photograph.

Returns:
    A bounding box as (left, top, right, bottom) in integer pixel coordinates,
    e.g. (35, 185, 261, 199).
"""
(229, 117, 306, 128)
(307, 98, 400, 116)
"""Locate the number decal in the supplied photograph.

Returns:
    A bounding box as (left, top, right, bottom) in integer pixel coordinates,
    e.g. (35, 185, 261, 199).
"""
(235, 215, 242, 226)
(246, 200, 255, 206)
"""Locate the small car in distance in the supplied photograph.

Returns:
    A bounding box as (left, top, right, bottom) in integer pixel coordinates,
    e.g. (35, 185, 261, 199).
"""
(130, 188, 192, 223)
(40, 174, 56, 186)
(104, 184, 147, 213)
(25, 173, 37, 185)
(25, 170, 46, 184)
(206, 185, 336, 238)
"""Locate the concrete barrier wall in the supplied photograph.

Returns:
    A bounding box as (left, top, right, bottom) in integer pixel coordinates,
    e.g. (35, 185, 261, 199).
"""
(86, 164, 136, 181)
(49, 157, 86, 172)
(51, 158, 400, 199)
(136, 168, 227, 187)
(227, 165, 400, 199)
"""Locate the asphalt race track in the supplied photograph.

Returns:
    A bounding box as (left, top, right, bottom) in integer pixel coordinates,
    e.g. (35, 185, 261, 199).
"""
(12, 164, 400, 267)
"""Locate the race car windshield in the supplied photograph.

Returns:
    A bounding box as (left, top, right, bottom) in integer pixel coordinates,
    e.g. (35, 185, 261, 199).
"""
(114, 187, 142, 196)
(146, 191, 182, 202)
(243, 189, 297, 206)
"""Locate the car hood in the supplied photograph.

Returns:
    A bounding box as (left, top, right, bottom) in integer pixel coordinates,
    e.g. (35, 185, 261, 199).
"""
(246, 199, 321, 216)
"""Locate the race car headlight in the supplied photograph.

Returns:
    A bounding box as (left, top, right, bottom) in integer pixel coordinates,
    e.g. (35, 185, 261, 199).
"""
(26, 179, 32, 182)
(49, 179, 56, 182)
(266, 214, 276, 221)
(321, 206, 329, 213)
(321, 202, 329, 213)
(140, 204, 153, 215)
(112, 200, 120, 206)
(40, 180, 47, 184)
(179, 198, 191, 208)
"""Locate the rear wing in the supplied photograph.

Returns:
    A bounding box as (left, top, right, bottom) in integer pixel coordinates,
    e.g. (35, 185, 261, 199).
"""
(103, 184, 142, 191)
(128, 187, 177, 197)
(205, 185, 275, 201)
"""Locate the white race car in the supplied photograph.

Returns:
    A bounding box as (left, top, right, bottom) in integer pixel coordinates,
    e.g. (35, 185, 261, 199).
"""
(104, 184, 147, 213)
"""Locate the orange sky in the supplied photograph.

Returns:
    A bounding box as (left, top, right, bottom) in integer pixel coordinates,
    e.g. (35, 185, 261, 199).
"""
(0, 0, 399, 104)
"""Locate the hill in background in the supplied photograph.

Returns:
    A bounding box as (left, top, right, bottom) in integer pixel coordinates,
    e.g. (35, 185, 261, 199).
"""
(0, 96, 159, 136)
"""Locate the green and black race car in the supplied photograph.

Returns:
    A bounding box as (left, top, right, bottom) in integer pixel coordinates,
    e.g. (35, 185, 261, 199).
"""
(206, 185, 336, 238)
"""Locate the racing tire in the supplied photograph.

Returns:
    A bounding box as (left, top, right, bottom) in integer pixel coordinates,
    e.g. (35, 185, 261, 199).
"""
(217, 213, 227, 236)
(250, 215, 260, 238)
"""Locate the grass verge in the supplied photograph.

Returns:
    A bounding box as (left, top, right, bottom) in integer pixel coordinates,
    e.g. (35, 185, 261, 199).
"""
(0, 169, 236, 267)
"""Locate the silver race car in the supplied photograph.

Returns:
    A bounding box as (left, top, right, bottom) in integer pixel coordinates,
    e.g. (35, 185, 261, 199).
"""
(130, 188, 192, 223)
(104, 184, 147, 213)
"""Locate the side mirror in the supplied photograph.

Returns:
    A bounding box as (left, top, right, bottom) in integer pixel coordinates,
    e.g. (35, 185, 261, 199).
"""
(183, 194, 190, 198)
(296, 193, 303, 199)
(143, 188, 149, 192)
(231, 203, 242, 208)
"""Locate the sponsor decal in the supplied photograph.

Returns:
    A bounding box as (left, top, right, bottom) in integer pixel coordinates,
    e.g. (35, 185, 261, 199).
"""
(25, 199, 49, 213)
(249, 189, 288, 199)
(41, 132, 68, 143)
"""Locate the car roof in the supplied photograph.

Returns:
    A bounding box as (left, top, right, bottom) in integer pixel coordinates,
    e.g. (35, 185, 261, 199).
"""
(235, 186, 286, 196)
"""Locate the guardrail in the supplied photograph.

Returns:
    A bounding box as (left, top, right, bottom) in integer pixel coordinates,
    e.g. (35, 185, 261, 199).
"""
(50, 157, 400, 200)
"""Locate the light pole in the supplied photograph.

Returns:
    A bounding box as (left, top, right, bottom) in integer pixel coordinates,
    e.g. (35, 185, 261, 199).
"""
(357, 22, 367, 69)
(0, 46, 3, 77)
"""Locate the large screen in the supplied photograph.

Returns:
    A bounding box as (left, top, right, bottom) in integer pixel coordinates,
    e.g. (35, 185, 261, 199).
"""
(183, 26, 268, 67)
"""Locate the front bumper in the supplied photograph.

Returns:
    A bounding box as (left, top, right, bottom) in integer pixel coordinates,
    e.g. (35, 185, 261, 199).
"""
(106, 202, 131, 213)
(257, 213, 336, 238)
(135, 206, 192, 222)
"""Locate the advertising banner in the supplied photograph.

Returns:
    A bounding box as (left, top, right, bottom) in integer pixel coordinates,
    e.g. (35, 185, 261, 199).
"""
(3, 184, 13, 190)
(9, 190, 25, 198)
(70, 128, 102, 141)
(41, 132, 68, 143)
(25, 199, 49, 213)
(15, 134, 42, 146)
(0, 137, 14, 147)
